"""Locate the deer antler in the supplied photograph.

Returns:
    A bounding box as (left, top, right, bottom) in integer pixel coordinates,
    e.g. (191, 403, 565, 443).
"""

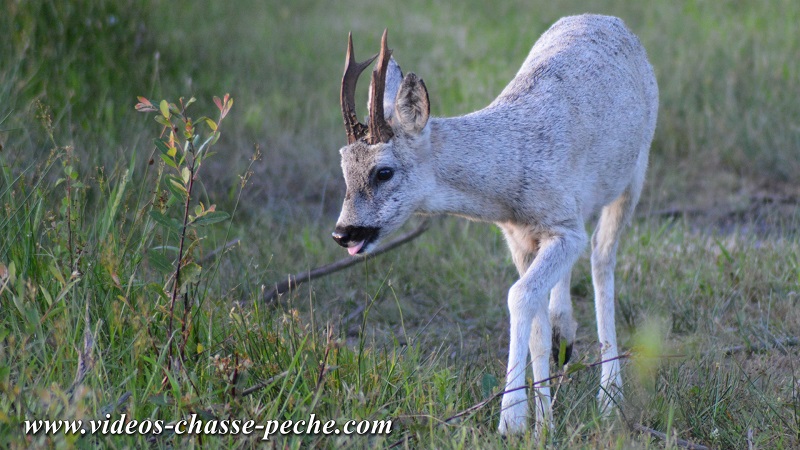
(341, 32, 378, 144)
(368, 29, 395, 144)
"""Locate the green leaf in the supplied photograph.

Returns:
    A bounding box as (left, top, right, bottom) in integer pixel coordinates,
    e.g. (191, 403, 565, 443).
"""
(177, 262, 202, 291)
(41, 286, 54, 306)
(167, 178, 188, 201)
(159, 100, 170, 119)
(148, 394, 172, 407)
(481, 373, 498, 398)
(149, 210, 182, 231)
(205, 118, 217, 131)
(154, 138, 170, 155)
(49, 263, 66, 286)
(566, 362, 587, 376)
(155, 115, 171, 127)
(147, 250, 174, 274)
(557, 339, 567, 366)
(146, 283, 169, 301)
(167, 174, 185, 187)
(159, 153, 178, 169)
(192, 211, 230, 226)
(209, 131, 221, 146)
(181, 167, 191, 184)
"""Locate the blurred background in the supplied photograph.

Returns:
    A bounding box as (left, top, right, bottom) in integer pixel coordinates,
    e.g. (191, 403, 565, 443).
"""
(1, 1, 798, 447)
(2, 0, 798, 218)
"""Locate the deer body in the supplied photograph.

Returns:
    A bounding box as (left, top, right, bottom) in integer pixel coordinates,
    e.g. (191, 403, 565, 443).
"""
(333, 14, 658, 435)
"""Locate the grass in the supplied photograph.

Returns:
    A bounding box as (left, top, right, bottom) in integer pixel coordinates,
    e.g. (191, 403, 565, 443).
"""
(1, 0, 799, 448)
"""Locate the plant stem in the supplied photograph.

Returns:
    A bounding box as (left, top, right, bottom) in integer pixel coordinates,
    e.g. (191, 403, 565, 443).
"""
(167, 146, 196, 368)
(65, 153, 74, 271)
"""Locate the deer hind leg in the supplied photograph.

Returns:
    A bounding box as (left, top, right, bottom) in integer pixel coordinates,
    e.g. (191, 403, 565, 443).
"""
(499, 226, 586, 436)
(592, 179, 642, 414)
(549, 272, 577, 365)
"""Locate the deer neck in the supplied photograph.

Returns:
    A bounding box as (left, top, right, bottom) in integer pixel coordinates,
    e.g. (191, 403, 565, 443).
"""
(420, 109, 524, 223)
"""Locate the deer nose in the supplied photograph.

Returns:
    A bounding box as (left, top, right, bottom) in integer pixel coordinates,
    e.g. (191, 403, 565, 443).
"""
(331, 226, 352, 247)
(331, 225, 380, 248)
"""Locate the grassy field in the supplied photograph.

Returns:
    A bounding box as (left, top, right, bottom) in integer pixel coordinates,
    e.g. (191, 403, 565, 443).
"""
(1, 0, 799, 448)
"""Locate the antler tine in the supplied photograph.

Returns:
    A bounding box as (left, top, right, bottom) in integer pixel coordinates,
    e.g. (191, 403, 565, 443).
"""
(368, 29, 395, 144)
(341, 32, 378, 144)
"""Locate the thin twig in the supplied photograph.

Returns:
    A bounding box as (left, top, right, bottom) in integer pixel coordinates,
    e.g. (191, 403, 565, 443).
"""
(78, 392, 133, 444)
(261, 219, 430, 303)
(199, 238, 240, 264)
(387, 434, 412, 449)
(722, 336, 798, 356)
(64, 148, 75, 271)
(240, 371, 290, 397)
(444, 353, 632, 424)
(68, 301, 95, 398)
(642, 206, 706, 219)
(631, 423, 709, 450)
(343, 302, 367, 324)
(98, 392, 132, 418)
(386, 354, 634, 449)
(315, 325, 335, 392)
(167, 158, 196, 368)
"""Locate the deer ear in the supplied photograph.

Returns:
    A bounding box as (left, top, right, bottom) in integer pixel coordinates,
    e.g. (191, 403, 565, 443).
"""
(394, 72, 430, 135)
(367, 57, 403, 121)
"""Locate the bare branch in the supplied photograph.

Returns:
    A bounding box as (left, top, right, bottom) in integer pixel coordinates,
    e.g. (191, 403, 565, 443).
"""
(240, 371, 290, 398)
(199, 238, 240, 264)
(722, 336, 798, 356)
(68, 301, 95, 399)
(631, 423, 709, 450)
(261, 219, 429, 304)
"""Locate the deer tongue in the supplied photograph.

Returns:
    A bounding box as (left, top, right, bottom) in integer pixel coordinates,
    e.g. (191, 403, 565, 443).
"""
(348, 240, 365, 256)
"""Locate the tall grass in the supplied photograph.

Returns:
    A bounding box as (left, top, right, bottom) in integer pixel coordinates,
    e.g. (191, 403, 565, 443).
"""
(1, 0, 798, 448)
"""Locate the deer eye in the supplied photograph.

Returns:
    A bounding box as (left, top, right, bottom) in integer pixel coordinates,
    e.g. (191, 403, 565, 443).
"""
(375, 167, 394, 182)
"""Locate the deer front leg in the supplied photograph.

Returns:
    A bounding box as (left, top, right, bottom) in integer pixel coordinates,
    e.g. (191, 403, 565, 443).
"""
(498, 279, 540, 435)
(499, 229, 587, 436)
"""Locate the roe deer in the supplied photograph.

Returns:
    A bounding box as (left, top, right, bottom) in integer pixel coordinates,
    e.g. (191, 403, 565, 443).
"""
(331, 14, 658, 435)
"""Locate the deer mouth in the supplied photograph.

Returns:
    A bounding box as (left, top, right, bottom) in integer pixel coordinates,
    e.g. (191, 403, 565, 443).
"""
(348, 231, 379, 255)
(348, 240, 366, 256)
(332, 225, 380, 256)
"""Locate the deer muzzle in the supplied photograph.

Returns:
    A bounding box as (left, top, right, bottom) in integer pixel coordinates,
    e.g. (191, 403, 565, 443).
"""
(331, 225, 380, 255)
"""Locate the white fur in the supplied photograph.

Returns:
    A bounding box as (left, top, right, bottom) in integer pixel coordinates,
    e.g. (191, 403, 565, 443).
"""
(334, 14, 658, 435)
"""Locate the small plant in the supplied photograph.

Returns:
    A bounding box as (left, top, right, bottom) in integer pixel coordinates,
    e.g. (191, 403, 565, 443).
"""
(135, 94, 233, 369)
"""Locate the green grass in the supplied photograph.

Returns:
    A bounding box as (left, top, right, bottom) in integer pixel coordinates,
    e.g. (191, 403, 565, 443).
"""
(1, 0, 799, 448)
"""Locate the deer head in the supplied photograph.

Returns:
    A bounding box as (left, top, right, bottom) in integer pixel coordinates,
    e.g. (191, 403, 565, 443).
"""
(332, 30, 431, 255)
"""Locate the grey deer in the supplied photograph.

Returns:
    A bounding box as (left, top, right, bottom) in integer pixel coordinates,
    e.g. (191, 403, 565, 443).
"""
(331, 14, 658, 435)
